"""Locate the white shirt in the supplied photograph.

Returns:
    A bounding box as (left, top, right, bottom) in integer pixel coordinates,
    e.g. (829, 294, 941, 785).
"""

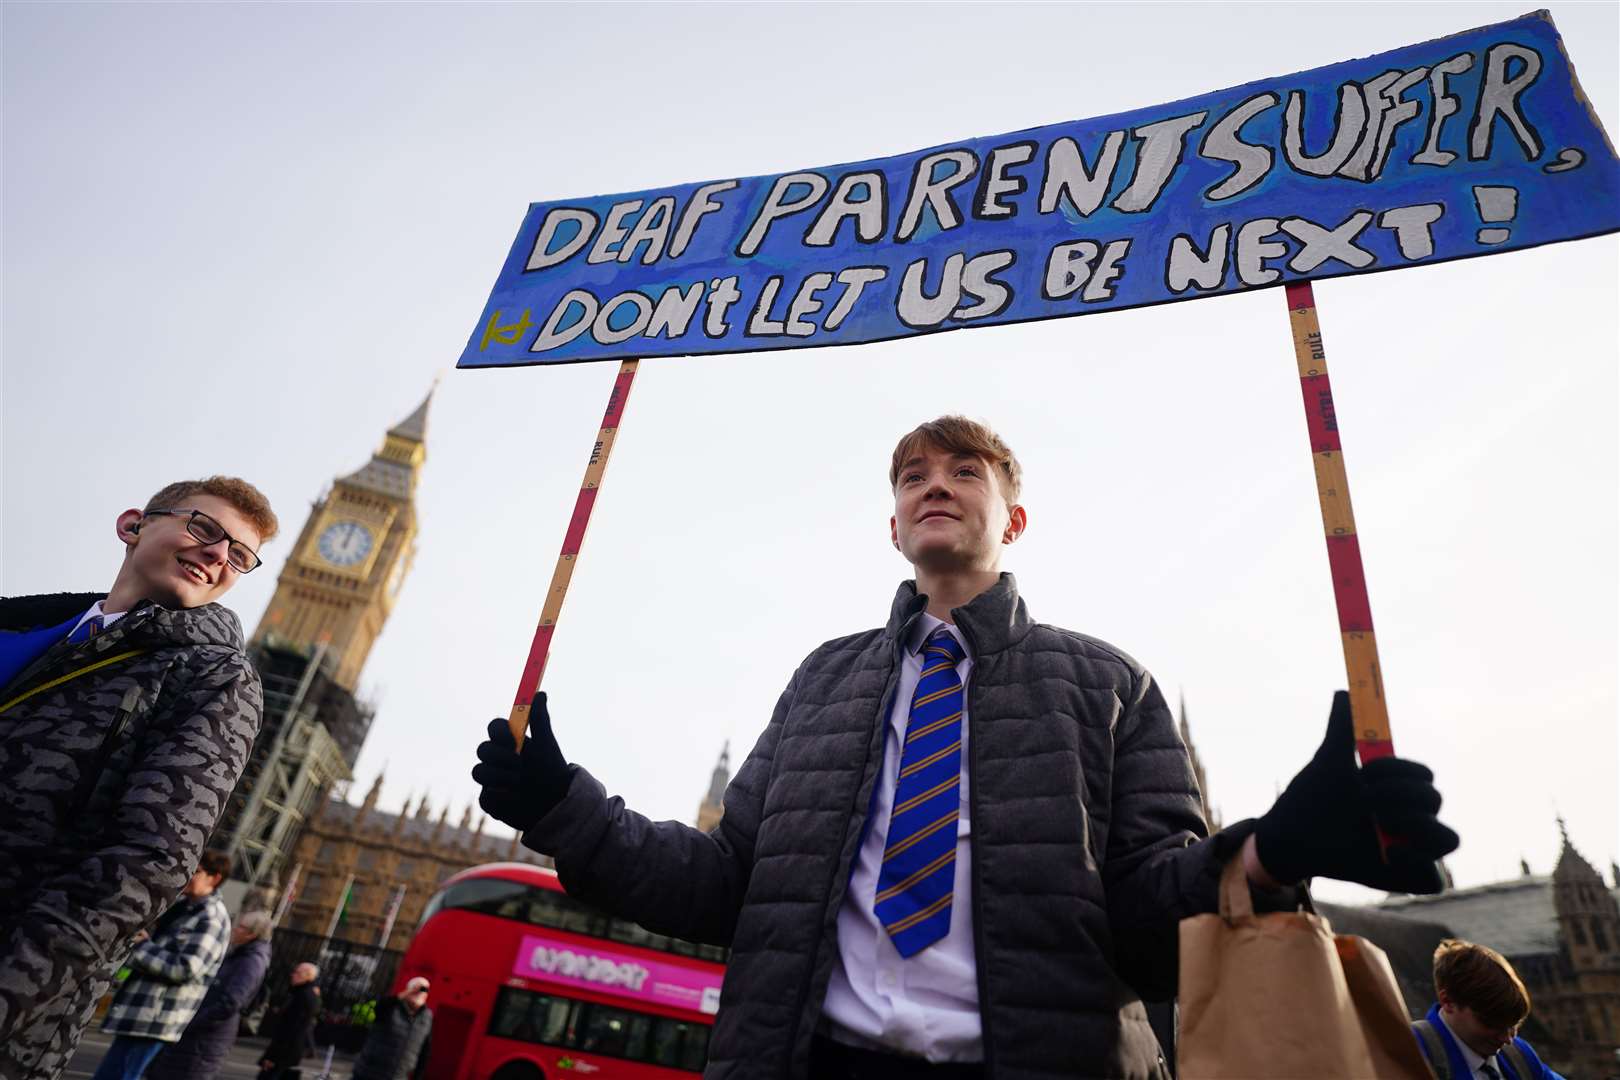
(69, 601, 127, 639)
(1437, 1011, 1497, 1078)
(821, 612, 981, 1063)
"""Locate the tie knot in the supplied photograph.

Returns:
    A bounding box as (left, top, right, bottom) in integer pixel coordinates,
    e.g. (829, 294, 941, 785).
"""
(923, 627, 965, 665)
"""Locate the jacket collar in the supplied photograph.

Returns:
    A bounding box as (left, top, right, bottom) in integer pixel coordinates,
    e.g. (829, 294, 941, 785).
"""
(885, 572, 1031, 659)
(0, 592, 104, 633)
(1425, 1002, 1479, 1078)
(0, 591, 245, 652)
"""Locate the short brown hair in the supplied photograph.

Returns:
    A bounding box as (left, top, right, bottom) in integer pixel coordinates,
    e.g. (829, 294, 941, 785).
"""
(890, 417, 1022, 506)
(1433, 939, 1531, 1029)
(146, 477, 278, 544)
(197, 849, 233, 881)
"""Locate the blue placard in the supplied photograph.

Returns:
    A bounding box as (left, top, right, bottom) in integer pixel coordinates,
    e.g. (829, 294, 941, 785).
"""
(459, 10, 1619, 370)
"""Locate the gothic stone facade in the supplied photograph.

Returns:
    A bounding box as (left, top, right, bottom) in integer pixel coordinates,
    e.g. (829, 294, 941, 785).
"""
(285, 775, 548, 951)
(1380, 826, 1620, 1079)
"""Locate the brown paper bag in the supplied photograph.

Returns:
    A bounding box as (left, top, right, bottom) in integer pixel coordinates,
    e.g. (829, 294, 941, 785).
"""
(1178, 856, 1434, 1079)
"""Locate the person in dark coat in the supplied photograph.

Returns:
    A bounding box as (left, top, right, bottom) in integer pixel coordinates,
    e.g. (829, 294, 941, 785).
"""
(146, 911, 274, 1080)
(257, 963, 321, 1080)
(352, 978, 432, 1080)
(474, 416, 1463, 1080)
(0, 477, 277, 1080)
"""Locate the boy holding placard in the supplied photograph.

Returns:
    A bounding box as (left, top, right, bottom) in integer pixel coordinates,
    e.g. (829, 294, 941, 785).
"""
(475, 417, 1458, 1080)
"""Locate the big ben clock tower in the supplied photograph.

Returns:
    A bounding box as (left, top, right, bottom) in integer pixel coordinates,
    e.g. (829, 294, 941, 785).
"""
(253, 390, 431, 690)
(220, 390, 432, 891)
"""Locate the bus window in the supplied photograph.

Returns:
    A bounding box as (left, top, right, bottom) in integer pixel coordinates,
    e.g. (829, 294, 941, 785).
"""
(435, 877, 532, 922)
(606, 918, 654, 949)
(427, 874, 728, 961)
(490, 989, 575, 1046)
(578, 1003, 632, 1057)
(623, 1012, 654, 1062)
(537, 996, 574, 1045)
(680, 1025, 710, 1072)
(648, 1019, 683, 1069)
(489, 989, 539, 1042)
(488, 988, 710, 1072)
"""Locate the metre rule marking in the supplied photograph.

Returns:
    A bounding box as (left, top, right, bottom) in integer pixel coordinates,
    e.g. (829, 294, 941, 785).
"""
(509, 359, 639, 745)
(1285, 282, 1394, 763)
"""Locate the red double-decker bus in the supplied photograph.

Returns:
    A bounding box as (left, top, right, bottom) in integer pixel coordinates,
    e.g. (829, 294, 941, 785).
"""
(395, 863, 727, 1080)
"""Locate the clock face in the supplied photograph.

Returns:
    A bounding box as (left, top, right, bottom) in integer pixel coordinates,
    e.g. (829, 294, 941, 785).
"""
(317, 521, 375, 568)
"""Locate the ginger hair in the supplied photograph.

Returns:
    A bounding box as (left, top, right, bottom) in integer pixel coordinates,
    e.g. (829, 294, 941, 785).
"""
(145, 476, 278, 544)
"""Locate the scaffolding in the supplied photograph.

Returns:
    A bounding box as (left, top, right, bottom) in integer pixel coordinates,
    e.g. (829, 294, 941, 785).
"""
(218, 640, 356, 888)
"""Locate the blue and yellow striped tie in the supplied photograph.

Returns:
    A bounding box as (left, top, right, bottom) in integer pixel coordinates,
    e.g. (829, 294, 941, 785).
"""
(875, 626, 966, 957)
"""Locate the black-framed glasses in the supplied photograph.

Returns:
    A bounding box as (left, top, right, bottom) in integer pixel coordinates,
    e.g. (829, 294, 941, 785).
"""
(144, 508, 262, 574)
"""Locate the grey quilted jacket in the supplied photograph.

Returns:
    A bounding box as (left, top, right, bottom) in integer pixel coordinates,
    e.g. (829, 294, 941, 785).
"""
(0, 592, 263, 1080)
(525, 575, 1261, 1080)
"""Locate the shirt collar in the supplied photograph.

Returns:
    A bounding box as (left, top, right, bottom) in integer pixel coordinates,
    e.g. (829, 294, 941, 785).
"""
(903, 611, 970, 660)
(1437, 1010, 1490, 1076)
(69, 600, 128, 639)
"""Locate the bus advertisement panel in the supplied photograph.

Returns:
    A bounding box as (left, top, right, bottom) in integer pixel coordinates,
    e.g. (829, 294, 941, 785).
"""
(395, 863, 726, 1080)
(513, 931, 723, 1016)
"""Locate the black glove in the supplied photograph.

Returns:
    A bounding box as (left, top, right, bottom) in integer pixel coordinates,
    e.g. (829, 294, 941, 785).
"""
(471, 692, 572, 832)
(1255, 691, 1459, 894)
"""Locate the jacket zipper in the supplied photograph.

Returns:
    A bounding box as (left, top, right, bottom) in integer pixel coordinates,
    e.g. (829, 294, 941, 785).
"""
(965, 653, 997, 1079)
(68, 685, 143, 815)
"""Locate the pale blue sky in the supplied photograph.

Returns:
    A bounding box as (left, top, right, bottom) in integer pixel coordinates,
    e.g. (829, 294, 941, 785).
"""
(4, 2, 1616, 905)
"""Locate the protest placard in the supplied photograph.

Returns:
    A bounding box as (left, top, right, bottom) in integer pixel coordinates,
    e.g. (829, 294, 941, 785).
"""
(459, 10, 1618, 370)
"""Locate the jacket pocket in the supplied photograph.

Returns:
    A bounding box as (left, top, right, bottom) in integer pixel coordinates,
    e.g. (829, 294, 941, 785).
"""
(69, 686, 147, 816)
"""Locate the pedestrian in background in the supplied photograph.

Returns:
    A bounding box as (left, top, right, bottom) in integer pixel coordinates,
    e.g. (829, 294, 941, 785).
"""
(147, 909, 274, 1080)
(351, 977, 433, 1080)
(91, 852, 234, 1080)
(257, 963, 322, 1080)
(0, 477, 276, 1080)
(1413, 939, 1566, 1080)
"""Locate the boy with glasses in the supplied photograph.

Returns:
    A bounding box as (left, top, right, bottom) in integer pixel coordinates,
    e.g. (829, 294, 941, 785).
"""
(0, 477, 278, 1080)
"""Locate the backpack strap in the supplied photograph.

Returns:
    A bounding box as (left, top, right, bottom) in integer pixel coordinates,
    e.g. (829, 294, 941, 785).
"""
(0, 648, 147, 714)
(1499, 1041, 1536, 1080)
(1413, 1020, 1452, 1080)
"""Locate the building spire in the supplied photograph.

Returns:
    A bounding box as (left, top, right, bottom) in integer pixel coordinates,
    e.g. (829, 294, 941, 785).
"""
(389, 791, 411, 837)
(707, 741, 731, 805)
(1176, 691, 1219, 830)
(362, 771, 384, 809)
(388, 383, 435, 445)
(339, 386, 432, 497)
(696, 742, 733, 832)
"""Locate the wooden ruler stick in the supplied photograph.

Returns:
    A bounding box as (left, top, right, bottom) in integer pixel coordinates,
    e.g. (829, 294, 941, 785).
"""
(1284, 282, 1394, 763)
(508, 359, 639, 745)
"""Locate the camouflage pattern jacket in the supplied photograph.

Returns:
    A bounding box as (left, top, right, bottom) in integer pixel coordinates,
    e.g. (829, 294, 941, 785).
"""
(0, 592, 263, 1080)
